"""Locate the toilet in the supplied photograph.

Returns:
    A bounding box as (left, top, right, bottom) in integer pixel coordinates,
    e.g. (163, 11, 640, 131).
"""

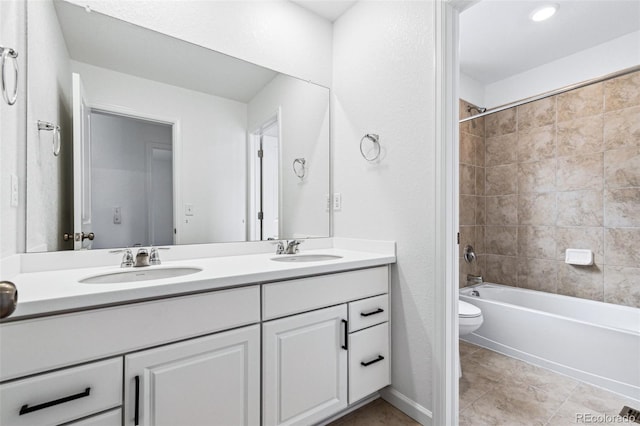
(458, 299, 483, 377)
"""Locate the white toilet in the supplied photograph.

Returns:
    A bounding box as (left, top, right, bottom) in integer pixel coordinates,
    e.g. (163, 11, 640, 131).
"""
(458, 300, 483, 377)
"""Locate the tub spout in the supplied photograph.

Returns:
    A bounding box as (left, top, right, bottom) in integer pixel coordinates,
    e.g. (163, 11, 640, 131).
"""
(467, 274, 483, 285)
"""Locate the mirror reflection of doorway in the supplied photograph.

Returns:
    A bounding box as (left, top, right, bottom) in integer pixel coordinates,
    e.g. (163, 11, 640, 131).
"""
(89, 110, 174, 249)
(250, 117, 280, 241)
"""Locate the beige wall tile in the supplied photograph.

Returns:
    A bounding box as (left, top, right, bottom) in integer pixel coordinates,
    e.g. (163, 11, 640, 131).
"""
(556, 190, 603, 227)
(460, 131, 477, 165)
(475, 167, 485, 196)
(475, 225, 485, 253)
(604, 146, 640, 188)
(604, 71, 640, 111)
(460, 195, 477, 226)
(517, 124, 556, 163)
(556, 153, 603, 191)
(557, 115, 604, 157)
(486, 195, 518, 225)
(475, 196, 486, 226)
(468, 116, 485, 138)
(604, 188, 640, 227)
(459, 226, 476, 258)
(518, 159, 556, 193)
(604, 265, 640, 308)
(485, 107, 516, 138)
(517, 258, 558, 293)
(517, 96, 555, 131)
(557, 82, 603, 122)
(486, 133, 517, 166)
(485, 164, 517, 196)
(605, 228, 640, 267)
(518, 226, 556, 260)
(460, 164, 476, 195)
(475, 135, 485, 167)
(518, 193, 556, 226)
(603, 105, 640, 150)
(557, 263, 603, 301)
(485, 226, 517, 256)
(484, 255, 517, 286)
(556, 227, 604, 264)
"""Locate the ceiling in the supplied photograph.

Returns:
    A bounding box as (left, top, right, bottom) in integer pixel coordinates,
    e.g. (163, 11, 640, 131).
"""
(460, 0, 640, 84)
(289, 0, 357, 22)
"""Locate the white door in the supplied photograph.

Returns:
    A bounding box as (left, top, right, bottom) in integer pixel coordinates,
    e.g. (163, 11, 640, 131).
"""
(263, 305, 348, 426)
(72, 73, 92, 250)
(146, 143, 174, 246)
(124, 325, 260, 426)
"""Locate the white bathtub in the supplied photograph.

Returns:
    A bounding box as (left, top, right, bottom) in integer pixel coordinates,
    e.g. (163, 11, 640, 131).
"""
(459, 283, 640, 402)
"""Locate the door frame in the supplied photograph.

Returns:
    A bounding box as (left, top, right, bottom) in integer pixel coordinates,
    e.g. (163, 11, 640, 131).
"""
(87, 102, 181, 246)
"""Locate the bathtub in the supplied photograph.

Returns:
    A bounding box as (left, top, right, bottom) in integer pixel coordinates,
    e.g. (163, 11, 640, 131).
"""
(459, 283, 640, 402)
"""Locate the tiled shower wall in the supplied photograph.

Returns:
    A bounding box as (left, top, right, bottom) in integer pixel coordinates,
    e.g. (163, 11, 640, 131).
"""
(459, 70, 640, 309)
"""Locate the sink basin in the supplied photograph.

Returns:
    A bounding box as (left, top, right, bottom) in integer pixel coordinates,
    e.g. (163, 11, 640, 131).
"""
(271, 254, 343, 263)
(80, 267, 202, 284)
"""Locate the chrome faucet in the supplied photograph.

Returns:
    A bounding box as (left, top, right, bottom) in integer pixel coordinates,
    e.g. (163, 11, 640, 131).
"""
(134, 247, 150, 267)
(285, 240, 303, 254)
(274, 241, 285, 255)
(110, 248, 134, 267)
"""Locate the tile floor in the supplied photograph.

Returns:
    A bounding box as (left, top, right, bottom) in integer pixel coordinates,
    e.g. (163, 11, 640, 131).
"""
(331, 342, 638, 425)
(459, 340, 638, 425)
(328, 398, 420, 426)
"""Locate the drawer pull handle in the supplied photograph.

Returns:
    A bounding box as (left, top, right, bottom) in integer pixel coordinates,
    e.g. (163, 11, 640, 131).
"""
(360, 308, 384, 317)
(361, 355, 385, 367)
(19, 387, 91, 415)
(341, 319, 348, 350)
(134, 375, 140, 425)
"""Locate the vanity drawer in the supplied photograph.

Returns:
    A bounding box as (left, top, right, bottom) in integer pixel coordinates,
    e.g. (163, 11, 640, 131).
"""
(0, 358, 122, 426)
(68, 409, 122, 426)
(348, 322, 390, 404)
(348, 294, 389, 332)
(262, 266, 388, 320)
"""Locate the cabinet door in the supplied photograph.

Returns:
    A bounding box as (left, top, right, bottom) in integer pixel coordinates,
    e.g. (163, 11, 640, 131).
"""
(124, 325, 260, 426)
(263, 305, 348, 426)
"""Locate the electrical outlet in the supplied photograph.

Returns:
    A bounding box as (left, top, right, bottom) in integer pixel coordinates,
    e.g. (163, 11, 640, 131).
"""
(10, 174, 18, 207)
(333, 193, 342, 211)
(113, 207, 122, 224)
(185, 204, 194, 216)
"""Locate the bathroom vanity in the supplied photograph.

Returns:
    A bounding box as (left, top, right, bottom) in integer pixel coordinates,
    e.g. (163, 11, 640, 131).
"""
(0, 242, 395, 426)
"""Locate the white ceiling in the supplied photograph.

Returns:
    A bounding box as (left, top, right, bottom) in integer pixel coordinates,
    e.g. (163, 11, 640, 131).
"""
(460, 0, 640, 84)
(55, 1, 278, 103)
(290, 0, 357, 22)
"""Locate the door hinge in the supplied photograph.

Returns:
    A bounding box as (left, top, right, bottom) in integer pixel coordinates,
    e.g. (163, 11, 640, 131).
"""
(457, 232, 460, 244)
(257, 149, 263, 158)
(258, 212, 263, 220)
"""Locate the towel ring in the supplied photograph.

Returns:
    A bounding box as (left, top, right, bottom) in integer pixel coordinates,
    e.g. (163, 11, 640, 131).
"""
(38, 120, 61, 157)
(360, 134, 380, 161)
(293, 158, 306, 179)
(1, 46, 18, 106)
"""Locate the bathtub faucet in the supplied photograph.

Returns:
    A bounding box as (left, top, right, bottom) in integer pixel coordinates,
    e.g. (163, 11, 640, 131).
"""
(467, 274, 483, 285)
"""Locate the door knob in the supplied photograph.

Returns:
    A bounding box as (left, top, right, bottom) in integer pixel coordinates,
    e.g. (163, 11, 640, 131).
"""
(63, 232, 94, 241)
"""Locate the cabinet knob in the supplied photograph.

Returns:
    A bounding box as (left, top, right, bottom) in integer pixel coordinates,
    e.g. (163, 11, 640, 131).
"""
(0, 280, 18, 319)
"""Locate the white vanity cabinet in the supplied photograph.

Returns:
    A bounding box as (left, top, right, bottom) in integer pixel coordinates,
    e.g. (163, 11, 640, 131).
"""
(262, 266, 390, 426)
(124, 325, 260, 426)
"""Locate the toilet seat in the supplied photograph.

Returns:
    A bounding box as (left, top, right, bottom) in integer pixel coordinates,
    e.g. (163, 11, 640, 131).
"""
(459, 300, 481, 318)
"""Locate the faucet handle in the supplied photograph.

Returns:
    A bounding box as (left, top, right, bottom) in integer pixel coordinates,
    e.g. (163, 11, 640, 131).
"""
(149, 247, 169, 265)
(109, 248, 134, 268)
(272, 241, 285, 255)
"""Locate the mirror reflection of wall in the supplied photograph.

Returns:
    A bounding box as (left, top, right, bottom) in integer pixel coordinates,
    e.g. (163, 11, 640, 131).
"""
(25, 0, 330, 252)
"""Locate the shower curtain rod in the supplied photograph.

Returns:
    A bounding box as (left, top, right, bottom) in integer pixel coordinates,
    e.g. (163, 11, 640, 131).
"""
(459, 64, 640, 123)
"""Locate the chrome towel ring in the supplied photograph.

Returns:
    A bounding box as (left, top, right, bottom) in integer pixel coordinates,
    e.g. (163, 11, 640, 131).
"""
(0, 45, 18, 106)
(360, 134, 380, 161)
(38, 120, 61, 157)
(293, 158, 306, 179)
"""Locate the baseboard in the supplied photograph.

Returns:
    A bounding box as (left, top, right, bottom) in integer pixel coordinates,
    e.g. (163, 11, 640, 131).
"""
(380, 387, 433, 426)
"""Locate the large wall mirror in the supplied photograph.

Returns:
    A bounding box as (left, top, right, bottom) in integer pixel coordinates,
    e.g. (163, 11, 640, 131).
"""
(26, 0, 330, 252)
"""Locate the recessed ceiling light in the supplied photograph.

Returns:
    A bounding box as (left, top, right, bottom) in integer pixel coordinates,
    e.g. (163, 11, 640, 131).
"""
(530, 4, 558, 22)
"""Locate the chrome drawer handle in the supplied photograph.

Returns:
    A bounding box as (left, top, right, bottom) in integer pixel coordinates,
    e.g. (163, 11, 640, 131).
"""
(19, 387, 91, 415)
(360, 308, 384, 317)
(361, 355, 385, 367)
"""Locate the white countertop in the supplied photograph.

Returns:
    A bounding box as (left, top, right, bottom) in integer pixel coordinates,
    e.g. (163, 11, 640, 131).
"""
(3, 240, 395, 320)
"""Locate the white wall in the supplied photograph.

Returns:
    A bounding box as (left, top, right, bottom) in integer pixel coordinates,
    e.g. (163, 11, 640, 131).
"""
(466, 30, 640, 109)
(25, 0, 73, 253)
(72, 61, 248, 245)
(333, 1, 436, 421)
(248, 74, 330, 239)
(0, 0, 26, 258)
(90, 112, 172, 249)
(66, 0, 334, 87)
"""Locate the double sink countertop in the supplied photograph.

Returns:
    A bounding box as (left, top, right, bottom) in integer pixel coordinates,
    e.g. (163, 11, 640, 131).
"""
(1, 238, 396, 320)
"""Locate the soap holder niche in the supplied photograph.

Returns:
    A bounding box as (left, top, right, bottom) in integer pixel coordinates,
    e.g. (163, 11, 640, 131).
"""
(565, 249, 593, 266)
